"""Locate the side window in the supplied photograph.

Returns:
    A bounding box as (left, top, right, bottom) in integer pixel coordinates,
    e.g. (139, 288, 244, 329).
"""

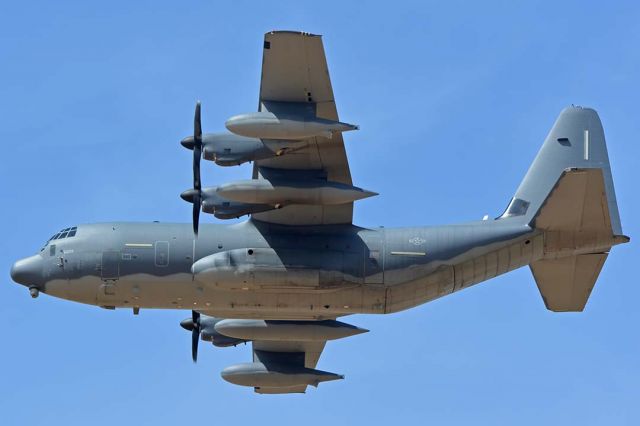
(49, 244, 56, 256)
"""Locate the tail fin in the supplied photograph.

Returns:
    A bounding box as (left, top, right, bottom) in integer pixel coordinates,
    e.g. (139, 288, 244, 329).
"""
(501, 106, 622, 233)
(501, 106, 629, 311)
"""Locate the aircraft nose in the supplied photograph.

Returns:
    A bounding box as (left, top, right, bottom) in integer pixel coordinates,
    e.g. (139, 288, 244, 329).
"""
(10, 255, 43, 287)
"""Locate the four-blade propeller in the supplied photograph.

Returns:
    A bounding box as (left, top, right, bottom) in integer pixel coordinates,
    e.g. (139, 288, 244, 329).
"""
(180, 310, 201, 362)
(180, 101, 203, 236)
(192, 102, 202, 236)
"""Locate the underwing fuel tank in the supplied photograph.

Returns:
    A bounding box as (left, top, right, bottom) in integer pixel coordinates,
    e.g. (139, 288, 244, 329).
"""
(214, 319, 369, 342)
(221, 362, 344, 388)
(225, 111, 358, 140)
(216, 179, 377, 206)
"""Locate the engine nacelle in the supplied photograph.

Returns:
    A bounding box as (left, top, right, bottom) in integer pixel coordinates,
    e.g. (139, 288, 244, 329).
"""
(199, 317, 246, 347)
(225, 111, 358, 140)
(180, 187, 276, 219)
(216, 179, 377, 206)
(181, 133, 277, 166)
(214, 319, 368, 342)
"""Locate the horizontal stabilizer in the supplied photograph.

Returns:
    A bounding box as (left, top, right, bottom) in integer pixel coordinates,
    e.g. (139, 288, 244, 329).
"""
(530, 252, 608, 312)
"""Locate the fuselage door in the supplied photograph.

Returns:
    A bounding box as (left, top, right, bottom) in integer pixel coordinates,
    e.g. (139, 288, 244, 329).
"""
(363, 229, 385, 285)
(155, 241, 169, 267)
(101, 251, 120, 281)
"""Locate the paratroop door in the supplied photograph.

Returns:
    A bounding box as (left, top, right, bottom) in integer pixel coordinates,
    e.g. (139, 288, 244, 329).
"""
(101, 251, 120, 281)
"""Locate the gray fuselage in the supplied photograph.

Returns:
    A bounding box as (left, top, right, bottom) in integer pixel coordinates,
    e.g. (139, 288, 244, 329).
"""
(13, 218, 537, 320)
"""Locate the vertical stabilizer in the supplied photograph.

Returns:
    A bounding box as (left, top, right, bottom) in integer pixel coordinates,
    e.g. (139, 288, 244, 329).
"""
(501, 106, 623, 236)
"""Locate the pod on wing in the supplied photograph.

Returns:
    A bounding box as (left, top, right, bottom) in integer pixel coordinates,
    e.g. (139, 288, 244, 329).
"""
(214, 319, 368, 342)
(225, 111, 358, 140)
(221, 362, 344, 388)
(216, 179, 377, 206)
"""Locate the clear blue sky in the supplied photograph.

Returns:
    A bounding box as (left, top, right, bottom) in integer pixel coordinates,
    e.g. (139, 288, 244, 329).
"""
(1, 1, 639, 424)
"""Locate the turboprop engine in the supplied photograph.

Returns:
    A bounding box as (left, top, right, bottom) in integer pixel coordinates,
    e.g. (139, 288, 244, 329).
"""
(181, 133, 273, 166)
(179, 312, 247, 362)
(180, 187, 276, 219)
(215, 178, 377, 206)
(225, 101, 358, 140)
(214, 319, 368, 342)
(225, 111, 358, 140)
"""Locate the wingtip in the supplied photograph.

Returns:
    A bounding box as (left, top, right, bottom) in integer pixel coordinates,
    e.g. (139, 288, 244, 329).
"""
(613, 234, 631, 245)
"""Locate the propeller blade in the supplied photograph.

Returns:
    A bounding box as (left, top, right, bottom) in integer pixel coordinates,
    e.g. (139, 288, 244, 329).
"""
(191, 310, 200, 363)
(192, 101, 202, 236)
(191, 328, 199, 363)
(193, 192, 201, 236)
(194, 101, 202, 142)
(193, 144, 201, 192)
(193, 101, 202, 191)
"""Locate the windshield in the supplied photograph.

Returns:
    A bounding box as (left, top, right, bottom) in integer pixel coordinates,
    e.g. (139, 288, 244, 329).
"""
(40, 226, 78, 251)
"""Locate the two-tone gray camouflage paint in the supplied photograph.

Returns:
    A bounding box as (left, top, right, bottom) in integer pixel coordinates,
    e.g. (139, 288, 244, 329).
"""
(8, 32, 629, 394)
(11, 217, 537, 319)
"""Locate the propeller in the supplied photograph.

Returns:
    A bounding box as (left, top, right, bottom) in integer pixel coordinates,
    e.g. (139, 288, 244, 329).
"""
(180, 101, 203, 236)
(192, 101, 203, 236)
(180, 310, 201, 363)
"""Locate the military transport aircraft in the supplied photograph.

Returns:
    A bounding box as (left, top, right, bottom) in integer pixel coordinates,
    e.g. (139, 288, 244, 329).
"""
(10, 31, 630, 394)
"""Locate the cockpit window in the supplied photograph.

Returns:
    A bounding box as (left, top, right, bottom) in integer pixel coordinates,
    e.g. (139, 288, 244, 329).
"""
(40, 226, 78, 251)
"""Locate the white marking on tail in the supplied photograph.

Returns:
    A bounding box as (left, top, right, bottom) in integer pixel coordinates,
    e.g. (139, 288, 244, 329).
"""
(584, 129, 590, 160)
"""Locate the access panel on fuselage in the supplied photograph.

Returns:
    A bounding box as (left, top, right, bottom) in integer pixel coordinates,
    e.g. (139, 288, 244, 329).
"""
(359, 228, 385, 285)
(101, 251, 120, 281)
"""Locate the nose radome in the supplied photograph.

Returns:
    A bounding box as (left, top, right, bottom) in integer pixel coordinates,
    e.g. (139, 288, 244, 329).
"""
(10, 255, 43, 287)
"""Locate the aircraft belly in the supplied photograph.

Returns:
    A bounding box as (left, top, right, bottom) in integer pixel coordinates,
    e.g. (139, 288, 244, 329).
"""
(69, 271, 384, 319)
(383, 233, 544, 314)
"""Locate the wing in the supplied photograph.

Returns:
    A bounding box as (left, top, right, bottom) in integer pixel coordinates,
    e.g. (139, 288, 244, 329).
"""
(251, 340, 329, 394)
(252, 31, 354, 225)
(212, 318, 368, 394)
